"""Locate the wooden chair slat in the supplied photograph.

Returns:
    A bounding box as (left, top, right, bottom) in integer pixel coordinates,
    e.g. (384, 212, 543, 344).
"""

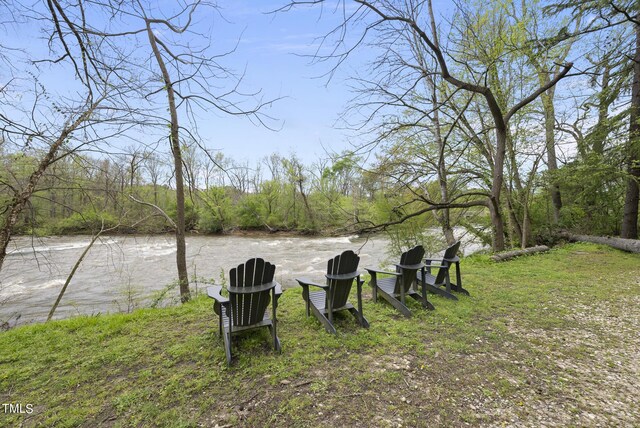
(208, 258, 282, 365)
(418, 241, 470, 300)
(297, 249, 369, 334)
(369, 245, 434, 317)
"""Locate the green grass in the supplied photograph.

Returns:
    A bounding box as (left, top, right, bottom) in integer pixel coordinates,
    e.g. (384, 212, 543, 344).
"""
(1, 243, 639, 427)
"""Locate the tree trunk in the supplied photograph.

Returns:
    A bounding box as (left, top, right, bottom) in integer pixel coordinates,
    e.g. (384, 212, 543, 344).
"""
(541, 91, 562, 224)
(504, 128, 526, 246)
(0, 102, 99, 272)
(426, 3, 455, 246)
(490, 127, 507, 251)
(48, 225, 105, 321)
(621, 18, 640, 239)
(503, 189, 522, 248)
(488, 197, 505, 252)
(491, 245, 550, 261)
(297, 178, 315, 229)
(146, 22, 190, 302)
(562, 232, 640, 253)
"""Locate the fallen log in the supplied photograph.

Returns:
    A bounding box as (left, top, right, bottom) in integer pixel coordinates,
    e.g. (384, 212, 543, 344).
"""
(560, 232, 640, 254)
(491, 245, 550, 262)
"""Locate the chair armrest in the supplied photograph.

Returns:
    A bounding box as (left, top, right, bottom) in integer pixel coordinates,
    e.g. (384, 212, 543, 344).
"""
(296, 278, 328, 290)
(397, 262, 425, 270)
(207, 285, 229, 317)
(424, 258, 450, 269)
(326, 271, 360, 281)
(228, 282, 277, 294)
(274, 282, 283, 296)
(207, 285, 229, 304)
(365, 268, 401, 276)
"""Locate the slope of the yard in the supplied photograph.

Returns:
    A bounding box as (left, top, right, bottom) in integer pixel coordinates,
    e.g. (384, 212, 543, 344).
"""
(1, 243, 639, 427)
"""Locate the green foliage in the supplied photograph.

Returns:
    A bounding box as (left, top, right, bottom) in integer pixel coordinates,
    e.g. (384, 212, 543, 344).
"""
(53, 209, 119, 234)
(197, 187, 232, 233)
(0, 135, 629, 241)
(542, 154, 625, 235)
(167, 198, 198, 231)
(234, 193, 266, 229)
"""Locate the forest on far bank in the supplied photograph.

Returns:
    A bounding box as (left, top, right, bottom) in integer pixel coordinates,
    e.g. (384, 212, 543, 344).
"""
(2, 0, 640, 302)
(0, 132, 629, 250)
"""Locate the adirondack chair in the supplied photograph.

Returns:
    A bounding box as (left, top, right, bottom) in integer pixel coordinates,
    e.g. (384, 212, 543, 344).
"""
(207, 258, 282, 365)
(296, 250, 369, 334)
(416, 241, 470, 300)
(366, 245, 435, 318)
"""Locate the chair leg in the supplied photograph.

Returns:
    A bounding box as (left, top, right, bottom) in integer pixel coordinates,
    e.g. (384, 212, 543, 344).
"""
(274, 334, 281, 353)
(356, 276, 365, 326)
(271, 289, 280, 352)
(222, 328, 232, 365)
(370, 273, 378, 302)
(268, 324, 281, 353)
(348, 307, 370, 328)
(308, 302, 336, 334)
(302, 285, 310, 317)
(327, 289, 334, 327)
(445, 269, 452, 294)
(452, 262, 470, 295)
(316, 311, 337, 334)
(378, 289, 412, 317)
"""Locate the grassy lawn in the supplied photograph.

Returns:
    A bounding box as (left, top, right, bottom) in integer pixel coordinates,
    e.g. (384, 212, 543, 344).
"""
(1, 243, 639, 427)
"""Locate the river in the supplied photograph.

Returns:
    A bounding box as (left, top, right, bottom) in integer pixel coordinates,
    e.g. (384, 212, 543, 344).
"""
(0, 233, 483, 326)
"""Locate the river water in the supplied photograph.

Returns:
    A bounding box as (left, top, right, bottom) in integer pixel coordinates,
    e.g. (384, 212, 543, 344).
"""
(0, 233, 482, 326)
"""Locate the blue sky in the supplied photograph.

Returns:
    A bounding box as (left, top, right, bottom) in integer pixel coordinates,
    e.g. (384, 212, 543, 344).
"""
(2, 0, 460, 167)
(2, 1, 364, 165)
(205, 0, 458, 166)
(195, 1, 367, 165)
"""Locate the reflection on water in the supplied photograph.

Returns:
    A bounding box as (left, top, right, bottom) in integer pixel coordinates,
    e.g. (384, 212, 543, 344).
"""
(0, 233, 484, 325)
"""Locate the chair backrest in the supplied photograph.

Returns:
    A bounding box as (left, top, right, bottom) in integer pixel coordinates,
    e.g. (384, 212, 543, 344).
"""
(435, 241, 461, 283)
(229, 258, 276, 327)
(326, 250, 360, 309)
(395, 245, 425, 294)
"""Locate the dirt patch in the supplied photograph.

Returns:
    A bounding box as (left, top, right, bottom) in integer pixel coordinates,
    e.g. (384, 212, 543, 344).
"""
(473, 295, 640, 427)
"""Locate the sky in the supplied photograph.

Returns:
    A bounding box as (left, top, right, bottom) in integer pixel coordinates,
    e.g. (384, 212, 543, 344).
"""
(0, 0, 462, 168)
(194, 1, 370, 165)
(8, 0, 592, 170)
(1, 0, 368, 166)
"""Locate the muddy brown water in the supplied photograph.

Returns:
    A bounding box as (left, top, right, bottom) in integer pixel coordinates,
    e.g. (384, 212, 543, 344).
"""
(0, 234, 483, 325)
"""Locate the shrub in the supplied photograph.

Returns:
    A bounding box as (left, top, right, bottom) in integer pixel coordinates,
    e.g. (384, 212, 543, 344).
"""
(53, 210, 119, 234)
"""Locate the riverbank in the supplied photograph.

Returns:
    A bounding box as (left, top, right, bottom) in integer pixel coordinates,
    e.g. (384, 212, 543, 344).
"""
(15, 226, 347, 239)
(1, 243, 639, 427)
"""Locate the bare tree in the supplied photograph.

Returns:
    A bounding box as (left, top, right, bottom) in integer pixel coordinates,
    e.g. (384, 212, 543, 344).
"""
(0, 97, 104, 270)
(39, 0, 278, 301)
(143, 151, 166, 205)
(280, 0, 572, 250)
